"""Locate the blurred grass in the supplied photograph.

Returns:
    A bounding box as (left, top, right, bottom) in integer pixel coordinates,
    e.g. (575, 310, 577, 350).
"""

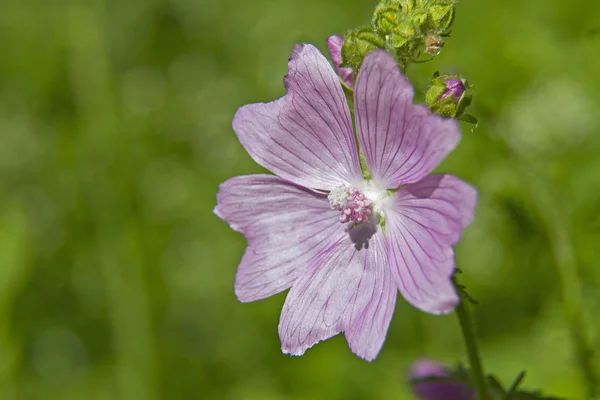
(1, 0, 600, 399)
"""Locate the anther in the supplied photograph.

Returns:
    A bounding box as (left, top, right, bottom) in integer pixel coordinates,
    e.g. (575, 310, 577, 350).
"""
(328, 186, 373, 224)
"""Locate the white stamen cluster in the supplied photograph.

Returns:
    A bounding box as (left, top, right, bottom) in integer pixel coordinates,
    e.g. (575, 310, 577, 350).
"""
(328, 185, 373, 224)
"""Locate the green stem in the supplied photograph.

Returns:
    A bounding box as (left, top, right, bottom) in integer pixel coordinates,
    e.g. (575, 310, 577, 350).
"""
(342, 80, 372, 182)
(455, 288, 488, 400)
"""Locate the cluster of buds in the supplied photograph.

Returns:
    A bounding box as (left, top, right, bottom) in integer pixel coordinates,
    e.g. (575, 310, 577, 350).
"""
(333, 0, 476, 123)
(372, 0, 455, 62)
(339, 28, 385, 81)
(426, 72, 477, 123)
(341, 0, 457, 73)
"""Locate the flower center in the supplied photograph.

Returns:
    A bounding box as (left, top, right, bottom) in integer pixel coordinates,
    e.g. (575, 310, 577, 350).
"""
(328, 186, 373, 224)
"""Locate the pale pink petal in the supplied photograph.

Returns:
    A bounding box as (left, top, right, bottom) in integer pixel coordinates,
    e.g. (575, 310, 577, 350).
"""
(354, 50, 461, 189)
(214, 174, 343, 302)
(232, 44, 362, 191)
(345, 251, 397, 361)
(326, 34, 354, 88)
(279, 220, 393, 359)
(385, 175, 477, 314)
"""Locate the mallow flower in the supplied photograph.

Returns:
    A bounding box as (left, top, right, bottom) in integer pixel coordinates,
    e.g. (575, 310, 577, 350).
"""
(214, 44, 477, 360)
(410, 359, 474, 400)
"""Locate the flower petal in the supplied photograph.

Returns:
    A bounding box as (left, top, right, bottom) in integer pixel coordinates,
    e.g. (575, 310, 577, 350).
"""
(385, 175, 477, 314)
(233, 44, 362, 190)
(354, 50, 461, 189)
(214, 174, 343, 302)
(344, 250, 397, 361)
(326, 34, 354, 88)
(279, 220, 392, 359)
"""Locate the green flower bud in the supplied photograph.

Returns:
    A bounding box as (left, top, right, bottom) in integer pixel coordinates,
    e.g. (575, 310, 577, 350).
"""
(394, 19, 418, 42)
(373, 0, 418, 31)
(372, 7, 400, 36)
(426, 72, 476, 123)
(411, 8, 429, 28)
(385, 21, 420, 66)
(341, 27, 385, 72)
(375, 0, 417, 12)
(371, 0, 458, 67)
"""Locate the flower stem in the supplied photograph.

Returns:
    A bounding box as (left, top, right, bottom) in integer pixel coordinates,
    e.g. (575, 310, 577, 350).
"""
(455, 285, 488, 400)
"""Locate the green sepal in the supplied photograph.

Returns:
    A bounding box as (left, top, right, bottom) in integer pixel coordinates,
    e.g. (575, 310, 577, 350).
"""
(375, 0, 417, 13)
(429, 1, 456, 31)
(384, 18, 418, 51)
(372, 6, 401, 35)
(425, 73, 448, 105)
(430, 92, 460, 117)
(411, 8, 429, 29)
(505, 371, 526, 399)
(485, 371, 566, 400)
(458, 114, 478, 125)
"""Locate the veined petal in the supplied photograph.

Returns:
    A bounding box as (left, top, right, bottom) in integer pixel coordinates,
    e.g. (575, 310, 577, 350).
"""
(279, 220, 393, 360)
(385, 175, 477, 314)
(233, 44, 362, 191)
(345, 250, 397, 361)
(214, 175, 342, 302)
(354, 50, 461, 189)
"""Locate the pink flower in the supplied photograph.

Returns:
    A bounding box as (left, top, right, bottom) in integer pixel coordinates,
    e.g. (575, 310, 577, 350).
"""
(326, 34, 354, 88)
(410, 359, 474, 400)
(214, 44, 477, 360)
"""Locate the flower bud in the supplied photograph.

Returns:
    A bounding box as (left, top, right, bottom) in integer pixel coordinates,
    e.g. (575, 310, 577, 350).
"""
(385, 19, 418, 53)
(372, 6, 400, 36)
(440, 79, 464, 102)
(410, 359, 474, 400)
(426, 72, 475, 122)
(341, 27, 385, 73)
(371, 0, 458, 66)
(326, 35, 354, 88)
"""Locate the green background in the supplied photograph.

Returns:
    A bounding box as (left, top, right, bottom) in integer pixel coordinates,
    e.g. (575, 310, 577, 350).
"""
(1, 0, 599, 398)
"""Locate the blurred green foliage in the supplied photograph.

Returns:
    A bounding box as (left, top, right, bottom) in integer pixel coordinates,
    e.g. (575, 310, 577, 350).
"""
(1, 0, 600, 399)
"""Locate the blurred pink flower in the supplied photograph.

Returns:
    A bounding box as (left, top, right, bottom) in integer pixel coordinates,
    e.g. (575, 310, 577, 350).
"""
(215, 44, 476, 360)
(410, 359, 475, 400)
(326, 34, 354, 88)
